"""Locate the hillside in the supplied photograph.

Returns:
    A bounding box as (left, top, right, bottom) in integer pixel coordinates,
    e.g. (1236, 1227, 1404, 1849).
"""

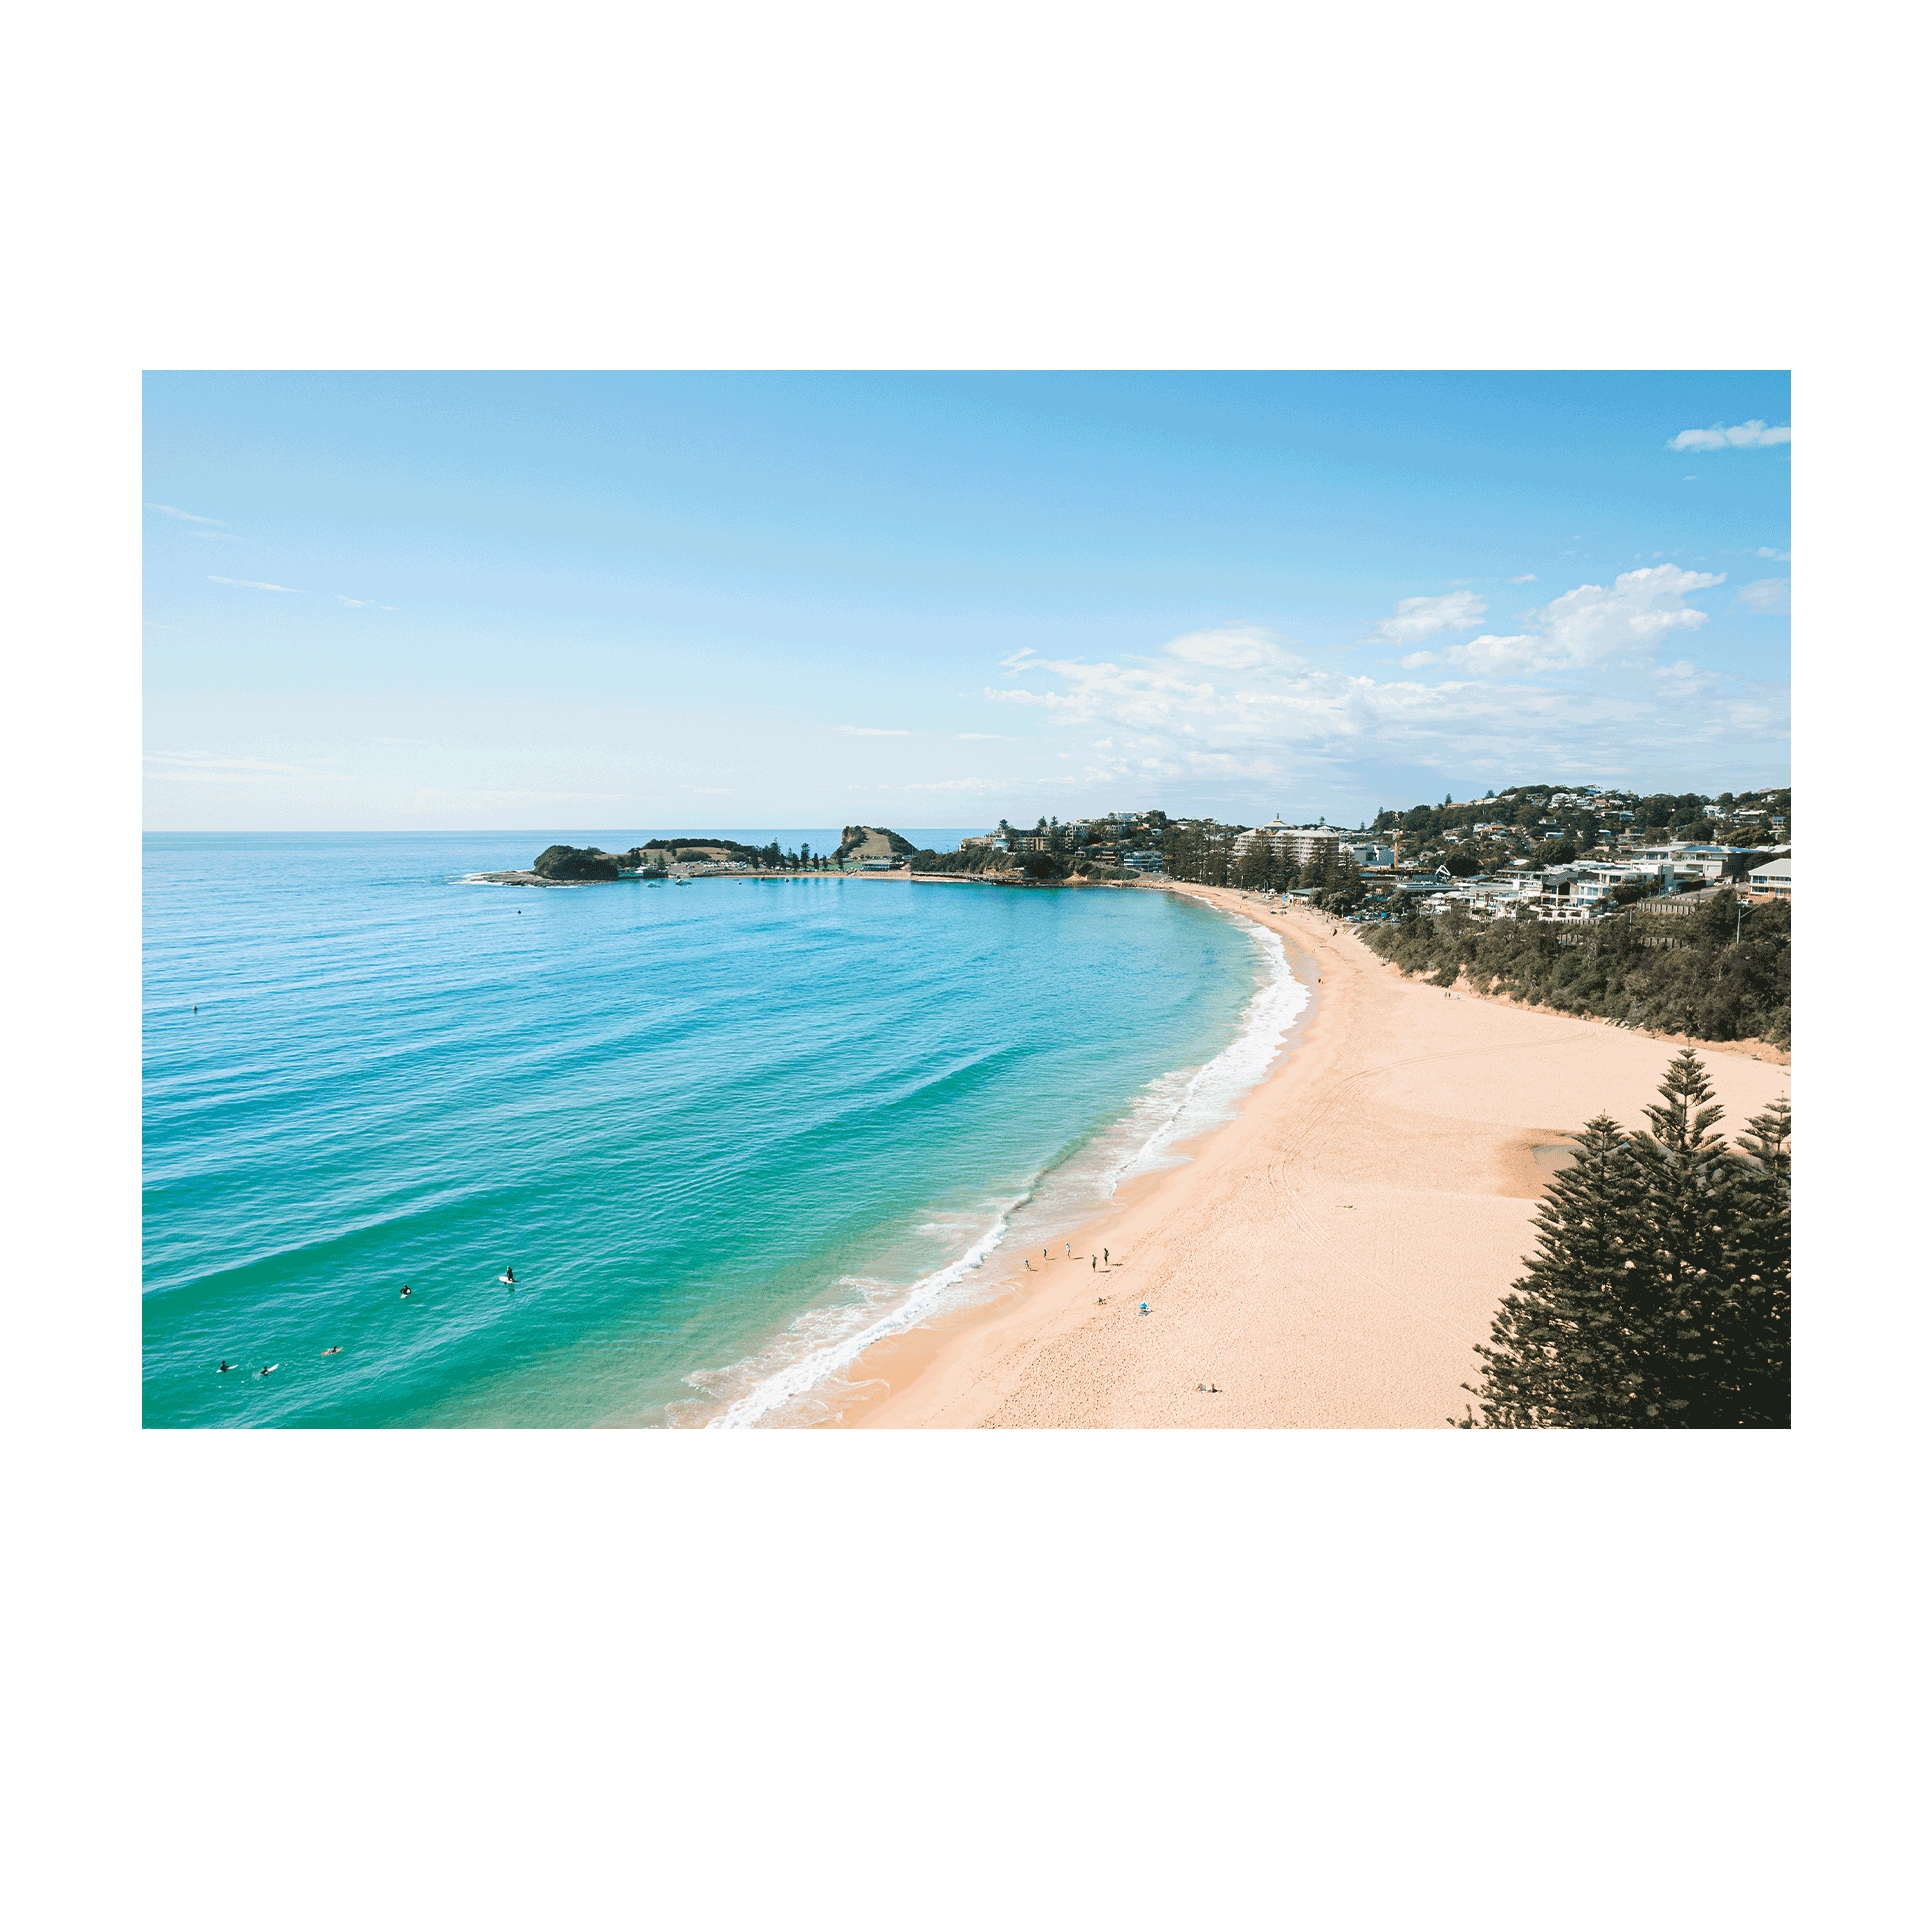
(838, 824, 919, 860)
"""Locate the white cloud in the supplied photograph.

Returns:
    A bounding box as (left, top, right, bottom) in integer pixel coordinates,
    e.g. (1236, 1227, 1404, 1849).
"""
(208, 575, 302, 593)
(146, 503, 224, 524)
(1374, 590, 1487, 646)
(187, 530, 242, 541)
(835, 725, 911, 736)
(409, 788, 628, 809)
(1162, 625, 1298, 670)
(1737, 577, 1790, 613)
(1401, 565, 1723, 673)
(1756, 546, 1791, 561)
(145, 750, 343, 784)
(1666, 420, 1791, 451)
(971, 614, 1784, 803)
(338, 596, 370, 607)
(1508, 574, 1537, 584)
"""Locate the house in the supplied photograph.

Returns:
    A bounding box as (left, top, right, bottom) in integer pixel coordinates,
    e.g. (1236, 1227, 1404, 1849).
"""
(1745, 858, 1791, 900)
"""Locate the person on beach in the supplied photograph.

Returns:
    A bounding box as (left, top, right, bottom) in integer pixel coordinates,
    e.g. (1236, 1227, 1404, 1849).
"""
(1138, 1302, 1150, 1315)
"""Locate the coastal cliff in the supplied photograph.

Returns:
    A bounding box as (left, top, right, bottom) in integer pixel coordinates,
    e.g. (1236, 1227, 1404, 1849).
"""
(476, 844, 620, 886)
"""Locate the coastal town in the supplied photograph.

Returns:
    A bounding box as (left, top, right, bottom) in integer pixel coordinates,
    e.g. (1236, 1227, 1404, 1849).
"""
(905, 781, 1791, 921)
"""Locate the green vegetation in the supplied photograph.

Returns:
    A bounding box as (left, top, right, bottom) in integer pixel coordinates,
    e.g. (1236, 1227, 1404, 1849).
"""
(838, 824, 920, 861)
(1359, 889, 1788, 1047)
(1458, 1052, 1790, 1428)
(1371, 783, 1790, 872)
(908, 845, 1121, 883)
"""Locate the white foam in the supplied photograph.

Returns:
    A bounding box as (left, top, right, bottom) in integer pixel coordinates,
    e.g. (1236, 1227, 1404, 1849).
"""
(697, 1201, 1027, 1429)
(1104, 913, 1308, 1189)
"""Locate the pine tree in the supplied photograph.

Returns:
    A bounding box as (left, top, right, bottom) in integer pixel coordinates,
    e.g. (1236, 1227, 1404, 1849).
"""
(1620, 1048, 1739, 1423)
(1459, 1053, 1791, 1428)
(1699, 1097, 1791, 1426)
(1455, 1114, 1666, 1426)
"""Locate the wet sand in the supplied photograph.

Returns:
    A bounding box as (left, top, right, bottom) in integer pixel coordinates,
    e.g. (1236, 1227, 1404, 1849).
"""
(836, 882, 1791, 1429)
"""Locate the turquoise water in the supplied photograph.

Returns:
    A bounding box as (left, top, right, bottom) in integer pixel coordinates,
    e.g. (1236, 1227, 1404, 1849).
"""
(143, 833, 1300, 1428)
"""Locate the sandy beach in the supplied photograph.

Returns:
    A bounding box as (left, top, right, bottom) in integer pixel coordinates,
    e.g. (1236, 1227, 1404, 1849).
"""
(837, 881, 1790, 1429)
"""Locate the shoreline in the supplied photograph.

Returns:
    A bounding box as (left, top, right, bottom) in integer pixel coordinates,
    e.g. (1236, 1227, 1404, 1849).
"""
(824, 882, 1789, 1430)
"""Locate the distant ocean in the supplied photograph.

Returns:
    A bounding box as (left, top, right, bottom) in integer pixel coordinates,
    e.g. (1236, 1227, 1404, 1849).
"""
(143, 832, 1308, 1428)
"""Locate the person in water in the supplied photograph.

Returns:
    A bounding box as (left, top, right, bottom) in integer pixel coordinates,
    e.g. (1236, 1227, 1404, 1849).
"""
(321, 1347, 342, 1356)
(217, 1361, 233, 1372)
(505, 1266, 514, 1283)
(400, 1285, 412, 1297)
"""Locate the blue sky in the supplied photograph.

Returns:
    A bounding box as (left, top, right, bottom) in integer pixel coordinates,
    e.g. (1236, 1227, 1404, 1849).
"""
(144, 371, 1789, 829)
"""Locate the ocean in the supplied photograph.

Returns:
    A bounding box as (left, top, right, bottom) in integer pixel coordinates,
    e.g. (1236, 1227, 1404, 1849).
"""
(142, 832, 1308, 1428)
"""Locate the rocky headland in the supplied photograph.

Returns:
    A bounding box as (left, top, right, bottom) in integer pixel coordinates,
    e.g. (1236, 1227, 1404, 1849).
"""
(475, 844, 622, 886)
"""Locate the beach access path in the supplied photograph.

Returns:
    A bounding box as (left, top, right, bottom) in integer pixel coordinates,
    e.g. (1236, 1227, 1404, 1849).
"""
(843, 881, 1791, 1429)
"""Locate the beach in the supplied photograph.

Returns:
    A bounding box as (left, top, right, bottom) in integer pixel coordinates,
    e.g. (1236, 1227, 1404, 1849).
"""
(840, 881, 1792, 1429)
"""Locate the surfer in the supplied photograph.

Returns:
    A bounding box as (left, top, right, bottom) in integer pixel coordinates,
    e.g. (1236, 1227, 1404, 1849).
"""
(321, 1346, 343, 1356)
(505, 1266, 515, 1283)
(400, 1285, 412, 1297)
(259, 1363, 277, 1376)
(217, 1361, 234, 1372)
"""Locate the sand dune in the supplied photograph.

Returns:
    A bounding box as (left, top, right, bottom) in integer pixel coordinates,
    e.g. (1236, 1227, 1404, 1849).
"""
(845, 883, 1790, 1429)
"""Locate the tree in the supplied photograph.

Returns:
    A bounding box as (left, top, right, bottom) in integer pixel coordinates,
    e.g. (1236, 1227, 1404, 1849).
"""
(1455, 1115, 1656, 1427)
(1457, 1052, 1789, 1428)
(1710, 1099, 1791, 1425)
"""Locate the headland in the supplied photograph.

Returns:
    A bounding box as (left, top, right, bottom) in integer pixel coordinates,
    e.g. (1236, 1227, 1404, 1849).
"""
(833, 880, 1791, 1429)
